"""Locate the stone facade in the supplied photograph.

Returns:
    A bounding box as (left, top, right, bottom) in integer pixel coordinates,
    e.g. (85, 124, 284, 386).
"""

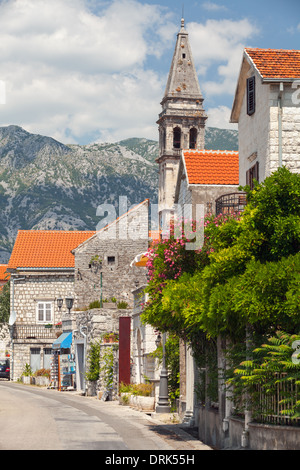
(157, 19, 207, 229)
(73, 306, 131, 397)
(131, 286, 161, 399)
(72, 200, 150, 394)
(9, 271, 73, 380)
(73, 200, 149, 310)
(231, 52, 300, 186)
(175, 167, 239, 217)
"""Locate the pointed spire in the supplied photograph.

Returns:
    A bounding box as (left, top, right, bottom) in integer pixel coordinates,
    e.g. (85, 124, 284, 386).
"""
(163, 18, 202, 100)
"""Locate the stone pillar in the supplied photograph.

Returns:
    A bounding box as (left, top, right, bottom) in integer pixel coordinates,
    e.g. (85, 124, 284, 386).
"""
(182, 343, 195, 426)
(179, 339, 186, 417)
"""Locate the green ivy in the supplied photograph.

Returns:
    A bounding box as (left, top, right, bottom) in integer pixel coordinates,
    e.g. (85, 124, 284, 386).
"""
(85, 340, 101, 382)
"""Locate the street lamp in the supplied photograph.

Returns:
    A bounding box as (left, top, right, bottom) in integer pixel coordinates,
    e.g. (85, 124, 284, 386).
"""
(65, 296, 74, 314)
(156, 332, 170, 413)
(57, 297, 63, 311)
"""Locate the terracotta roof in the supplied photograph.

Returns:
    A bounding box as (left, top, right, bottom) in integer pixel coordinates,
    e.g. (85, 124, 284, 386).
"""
(0, 264, 9, 281)
(7, 230, 96, 270)
(245, 48, 300, 80)
(183, 150, 239, 185)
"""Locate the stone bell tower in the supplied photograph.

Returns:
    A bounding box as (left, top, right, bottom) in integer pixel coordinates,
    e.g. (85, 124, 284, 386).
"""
(157, 18, 207, 230)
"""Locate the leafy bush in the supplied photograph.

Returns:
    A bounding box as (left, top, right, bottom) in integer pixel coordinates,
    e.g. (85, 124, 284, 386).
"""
(85, 340, 101, 382)
(88, 300, 101, 309)
(35, 368, 50, 378)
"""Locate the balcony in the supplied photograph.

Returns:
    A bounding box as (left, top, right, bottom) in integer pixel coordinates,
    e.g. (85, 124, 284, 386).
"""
(12, 324, 62, 341)
(215, 192, 247, 216)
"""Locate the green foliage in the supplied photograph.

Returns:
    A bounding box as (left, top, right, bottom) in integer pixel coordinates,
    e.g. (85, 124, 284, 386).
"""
(227, 331, 300, 420)
(88, 300, 101, 309)
(0, 281, 10, 323)
(22, 363, 33, 377)
(146, 167, 300, 343)
(101, 347, 114, 390)
(85, 340, 101, 382)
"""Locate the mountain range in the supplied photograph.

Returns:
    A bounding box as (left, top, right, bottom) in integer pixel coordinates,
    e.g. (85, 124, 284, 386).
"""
(0, 125, 238, 262)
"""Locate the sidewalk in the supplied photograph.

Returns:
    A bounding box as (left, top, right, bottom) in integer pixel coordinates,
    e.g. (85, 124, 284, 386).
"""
(76, 392, 212, 451)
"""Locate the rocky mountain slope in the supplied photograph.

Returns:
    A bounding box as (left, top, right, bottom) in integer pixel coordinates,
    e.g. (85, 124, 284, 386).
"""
(0, 125, 238, 261)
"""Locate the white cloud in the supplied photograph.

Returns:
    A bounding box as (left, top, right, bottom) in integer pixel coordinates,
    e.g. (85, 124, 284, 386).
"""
(201, 2, 227, 12)
(188, 18, 259, 97)
(0, 0, 259, 144)
(206, 105, 238, 130)
(0, 0, 172, 143)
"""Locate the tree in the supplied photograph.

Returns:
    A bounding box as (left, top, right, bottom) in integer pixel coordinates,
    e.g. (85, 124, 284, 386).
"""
(0, 281, 10, 324)
(143, 167, 300, 345)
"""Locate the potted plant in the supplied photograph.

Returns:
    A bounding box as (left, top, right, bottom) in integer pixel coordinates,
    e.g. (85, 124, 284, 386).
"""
(21, 363, 33, 384)
(102, 331, 119, 343)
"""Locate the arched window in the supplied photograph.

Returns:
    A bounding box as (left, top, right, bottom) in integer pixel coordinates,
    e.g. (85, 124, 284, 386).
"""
(189, 128, 197, 149)
(173, 127, 181, 149)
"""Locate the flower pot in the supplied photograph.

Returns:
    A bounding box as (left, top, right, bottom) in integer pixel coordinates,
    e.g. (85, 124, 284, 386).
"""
(119, 393, 130, 406)
(137, 396, 155, 412)
(103, 335, 118, 343)
(130, 395, 138, 409)
(86, 381, 97, 396)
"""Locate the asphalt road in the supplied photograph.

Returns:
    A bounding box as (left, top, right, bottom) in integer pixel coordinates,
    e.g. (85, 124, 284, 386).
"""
(0, 381, 211, 452)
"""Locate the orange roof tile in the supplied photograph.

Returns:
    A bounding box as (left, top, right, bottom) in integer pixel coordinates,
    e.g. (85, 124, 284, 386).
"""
(183, 150, 239, 185)
(0, 264, 10, 281)
(7, 230, 96, 270)
(245, 48, 300, 80)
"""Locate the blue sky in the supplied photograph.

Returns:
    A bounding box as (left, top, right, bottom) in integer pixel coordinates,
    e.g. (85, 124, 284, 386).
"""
(0, 0, 299, 144)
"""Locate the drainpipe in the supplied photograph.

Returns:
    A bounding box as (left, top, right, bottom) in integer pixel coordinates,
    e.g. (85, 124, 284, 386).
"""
(9, 276, 25, 381)
(278, 82, 284, 168)
(80, 326, 88, 394)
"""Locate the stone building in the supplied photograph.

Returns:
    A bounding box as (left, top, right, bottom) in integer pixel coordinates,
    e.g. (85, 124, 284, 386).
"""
(6, 230, 94, 380)
(157, 18, 207, 230)
(174, 149, 241, 218)
(72, 199, 149, 310)
(230, 48, 300, 186)
(72, 199, 150, 394)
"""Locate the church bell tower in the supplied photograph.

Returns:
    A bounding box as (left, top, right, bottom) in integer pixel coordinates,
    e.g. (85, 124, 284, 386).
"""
(157, 18, 207, 230)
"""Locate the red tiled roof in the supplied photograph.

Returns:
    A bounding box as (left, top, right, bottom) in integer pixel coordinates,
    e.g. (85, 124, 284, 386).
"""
(183, 150, 239, 185)
(0, 264, 9, 281)
(245, 48, 300, 79)
(7, 230, 96, 269)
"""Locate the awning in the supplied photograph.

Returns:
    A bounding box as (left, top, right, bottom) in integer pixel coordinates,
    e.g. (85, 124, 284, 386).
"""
(130, 252, 148, 267)
(52, 332, 72, 350)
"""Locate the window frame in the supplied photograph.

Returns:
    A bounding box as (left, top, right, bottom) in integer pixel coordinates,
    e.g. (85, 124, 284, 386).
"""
(189, 128, 197, 149)
(246, 76, 255, 116)
(173, 127, 181, 149)
(36, 301, 53, 324)
(246, 161, 259, 189)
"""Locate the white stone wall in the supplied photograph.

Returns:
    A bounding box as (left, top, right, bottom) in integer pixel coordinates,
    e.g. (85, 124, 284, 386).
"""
(238, 71, 300, 186)
(74, 204, 149, 310)
(238, 70, 270, 185)
(11, 273, 74, 324)
(10, 272, 74, 380)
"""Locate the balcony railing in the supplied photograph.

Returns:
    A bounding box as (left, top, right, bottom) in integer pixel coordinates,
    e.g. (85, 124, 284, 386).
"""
(12, 324, 62, 340)
(215, 192, 247, 216)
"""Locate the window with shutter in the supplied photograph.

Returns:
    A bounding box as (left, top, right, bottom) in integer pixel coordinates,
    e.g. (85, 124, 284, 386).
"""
(246, 161, 259, 189)
(247, 76, 255, 116)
